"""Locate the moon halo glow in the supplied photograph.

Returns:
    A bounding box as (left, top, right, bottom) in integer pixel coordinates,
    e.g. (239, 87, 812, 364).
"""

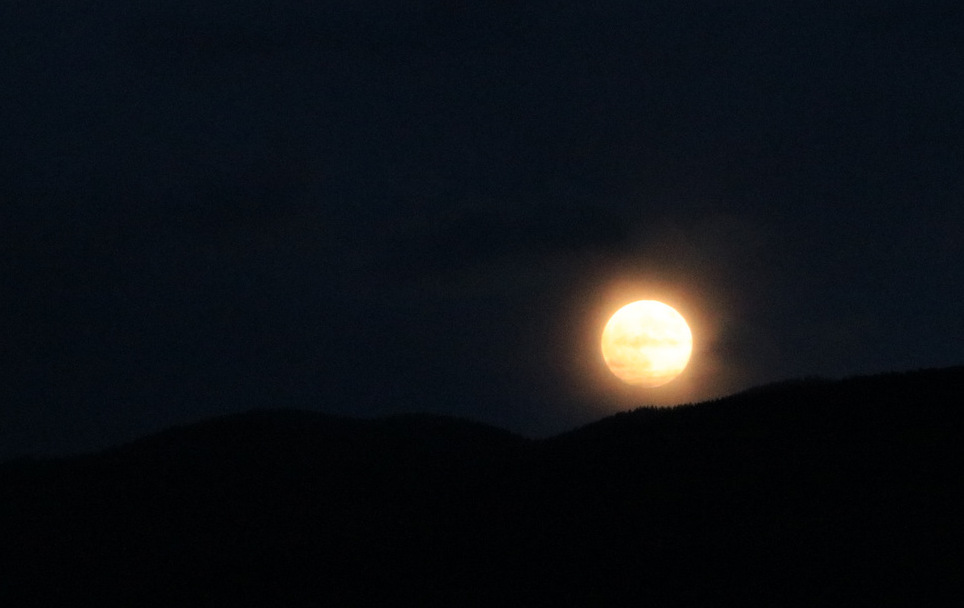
(601, 300, 693, 387)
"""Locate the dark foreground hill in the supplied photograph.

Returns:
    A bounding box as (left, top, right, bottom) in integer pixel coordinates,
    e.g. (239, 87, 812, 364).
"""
(2, 367, 962, 606)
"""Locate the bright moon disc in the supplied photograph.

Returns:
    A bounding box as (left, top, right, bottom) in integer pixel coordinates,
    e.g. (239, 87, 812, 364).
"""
(601, 300, 693, 387)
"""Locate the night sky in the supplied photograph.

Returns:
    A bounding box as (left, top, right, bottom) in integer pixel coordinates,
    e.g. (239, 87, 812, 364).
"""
(2, 1, 962, 458)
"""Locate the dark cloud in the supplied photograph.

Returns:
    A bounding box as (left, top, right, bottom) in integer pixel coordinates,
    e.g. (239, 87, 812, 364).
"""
(377, 200, 633, 282)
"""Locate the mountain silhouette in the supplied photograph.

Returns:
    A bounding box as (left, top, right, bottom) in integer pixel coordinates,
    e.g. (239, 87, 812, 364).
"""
(2, 367, 961, 606)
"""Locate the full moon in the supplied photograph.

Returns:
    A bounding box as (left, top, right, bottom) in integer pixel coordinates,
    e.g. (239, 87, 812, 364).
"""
(601, 300, 693, 387)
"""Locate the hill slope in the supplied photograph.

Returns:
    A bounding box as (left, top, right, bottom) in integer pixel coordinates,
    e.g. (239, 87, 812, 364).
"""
(2, 367, 962, 605)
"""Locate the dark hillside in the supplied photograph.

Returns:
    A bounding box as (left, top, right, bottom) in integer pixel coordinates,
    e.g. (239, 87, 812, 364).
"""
(2, 367, 962, 605)
(519, 367, 963, 603)
(0, 411, 527, 606)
